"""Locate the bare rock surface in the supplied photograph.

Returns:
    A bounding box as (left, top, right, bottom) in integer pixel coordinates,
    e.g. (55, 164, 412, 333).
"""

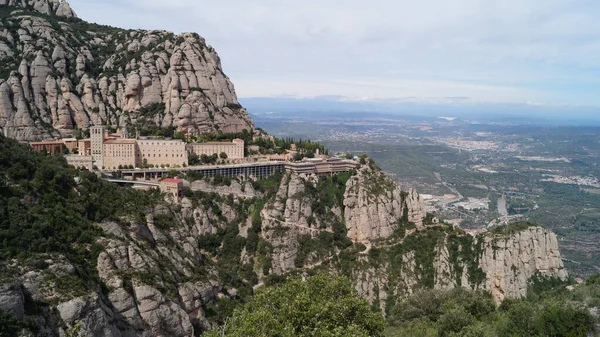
(0, 168, 569, 334)
(344, 165, 425, 242)
(478, 226, 568, 303)
(0, 1, 253, 140)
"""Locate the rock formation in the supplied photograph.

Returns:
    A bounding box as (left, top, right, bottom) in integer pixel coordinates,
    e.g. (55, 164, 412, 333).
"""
(0, 0, 253, 140)
(0, 2, 571, 335)
(0, 168, 569, 335)
(478, 226, 568, 303)
(350, 224, 568, 307)
(0, 0, 76, 18)
(344, 165, 425, 241)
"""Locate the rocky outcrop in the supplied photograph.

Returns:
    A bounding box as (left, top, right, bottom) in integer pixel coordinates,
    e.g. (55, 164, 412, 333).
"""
(0, 167, 570, 334)
(344, 165, 425, 242)
(0, 282, 24, 319)
(478, 226, 568, 303)
(0, 256, 123, 336)
(0, 198, 243, 336)
(0, 0, 77, 18)
(190, 178, 257, 198)
(351, 224, 568, 309)
(0, 1, 253, 140)
(260, 174, 318, 275)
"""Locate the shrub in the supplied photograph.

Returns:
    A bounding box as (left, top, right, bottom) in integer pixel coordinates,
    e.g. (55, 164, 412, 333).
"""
(204, 274, 385, 337)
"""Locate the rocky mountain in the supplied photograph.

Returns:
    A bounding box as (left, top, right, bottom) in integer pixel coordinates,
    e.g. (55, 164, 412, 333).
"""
(0, 148, 568, 335)
(0, 0, 253, 141)
(0, 2, 572, 336)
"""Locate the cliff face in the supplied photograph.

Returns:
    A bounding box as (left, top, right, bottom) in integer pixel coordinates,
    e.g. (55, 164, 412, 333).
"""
(0, 167, 568, 336)
(0, 1, 253, 140)
(350, 225, 568, 307)
(0, 200, 244, 336)
(0, 0, 76, 18)
(344, 165, 425, 242)
(478, 227, 568, 302)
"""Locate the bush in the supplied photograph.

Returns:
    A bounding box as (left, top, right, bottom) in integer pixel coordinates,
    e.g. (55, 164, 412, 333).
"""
(204, 274, 385, 337)
(387, 287, 597, 337)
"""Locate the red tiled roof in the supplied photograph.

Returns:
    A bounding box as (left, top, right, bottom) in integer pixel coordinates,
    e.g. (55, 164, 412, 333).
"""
(162, 178, 183, 183)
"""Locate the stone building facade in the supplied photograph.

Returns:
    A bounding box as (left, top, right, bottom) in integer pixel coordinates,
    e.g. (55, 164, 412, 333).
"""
(28, 126, 224, 170)
(187, 139, 244, 160)
(137, 139, 188, 167)
(65, 155, 94, 171)
(103, 139, 138, 169)
(29, 141, 64, 154)
(160, 178, 183, 200)
(90, 125, 105, 169)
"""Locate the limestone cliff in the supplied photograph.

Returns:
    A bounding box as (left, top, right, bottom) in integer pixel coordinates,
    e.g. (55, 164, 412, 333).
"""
(0, 1, 253, 140)
(344, 165, 425, 241)
(348, 224, 568, 307)
(0, 198, 245, 336)
(478, 226, 568, 302)
(0, 164, 568, 335)
(0, 0, 76, 18)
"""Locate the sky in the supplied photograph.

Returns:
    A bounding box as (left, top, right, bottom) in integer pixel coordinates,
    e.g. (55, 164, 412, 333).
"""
(69, 0, 600, 107)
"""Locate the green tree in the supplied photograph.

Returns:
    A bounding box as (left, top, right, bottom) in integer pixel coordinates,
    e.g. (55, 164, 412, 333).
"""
(384, 319, 438, 337)
(174, 131, 186, 140)
(220, 152, 228, 159)
(189, 152, 200, 166)
(205, 274, 385, 337)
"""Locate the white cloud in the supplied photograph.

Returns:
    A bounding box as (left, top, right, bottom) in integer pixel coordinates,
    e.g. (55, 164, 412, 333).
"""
(69, 0, 600, 106)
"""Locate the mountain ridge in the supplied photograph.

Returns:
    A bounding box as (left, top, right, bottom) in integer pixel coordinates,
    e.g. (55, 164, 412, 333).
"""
(0, 2, 579, 336)
(0, 0, 76, 18)
(0, 0, 253, 141)
(0, 139, 569, 335)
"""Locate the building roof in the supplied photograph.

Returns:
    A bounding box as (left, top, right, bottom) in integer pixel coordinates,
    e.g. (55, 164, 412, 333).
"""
(138, 137, 183, 141)
(104, 139, 137, 144)
(30, 141, 63, 145)
(162, 178, 183, 184)
(192, 141, 241, 146)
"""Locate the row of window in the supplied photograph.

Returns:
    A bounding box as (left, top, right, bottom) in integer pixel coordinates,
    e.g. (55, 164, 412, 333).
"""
(139, 142, 184, 146)
(141, 150, 186, 153)
(141, 154, 185, 158)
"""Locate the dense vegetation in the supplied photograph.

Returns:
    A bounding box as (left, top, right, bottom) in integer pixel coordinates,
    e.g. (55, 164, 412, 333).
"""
(204, 274, 385, 337)
(1, 135, 96, 276)
(0, 134, 174, 330)
(0, 133, 167, 275)
(386, 275, 599, 337)
(202, 272, 599, 337)
(1, 132, 598, 336)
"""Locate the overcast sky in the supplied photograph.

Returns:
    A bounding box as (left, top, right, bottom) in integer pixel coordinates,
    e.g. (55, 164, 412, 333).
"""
(69, 0, 600, 106)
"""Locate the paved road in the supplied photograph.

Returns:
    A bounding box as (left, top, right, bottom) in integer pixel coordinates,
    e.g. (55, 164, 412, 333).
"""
(434, 172, 464, 205)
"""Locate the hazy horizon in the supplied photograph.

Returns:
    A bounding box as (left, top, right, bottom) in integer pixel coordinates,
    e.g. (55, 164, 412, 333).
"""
(240, 96, 600, 126)
(69, 0, 600, 110)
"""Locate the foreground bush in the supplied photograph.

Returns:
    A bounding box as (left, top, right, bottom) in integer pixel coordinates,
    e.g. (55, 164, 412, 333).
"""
(205, 274, 385, 337)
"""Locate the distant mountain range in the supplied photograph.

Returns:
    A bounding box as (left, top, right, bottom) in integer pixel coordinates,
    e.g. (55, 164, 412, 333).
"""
(240, 96, 600, 126)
